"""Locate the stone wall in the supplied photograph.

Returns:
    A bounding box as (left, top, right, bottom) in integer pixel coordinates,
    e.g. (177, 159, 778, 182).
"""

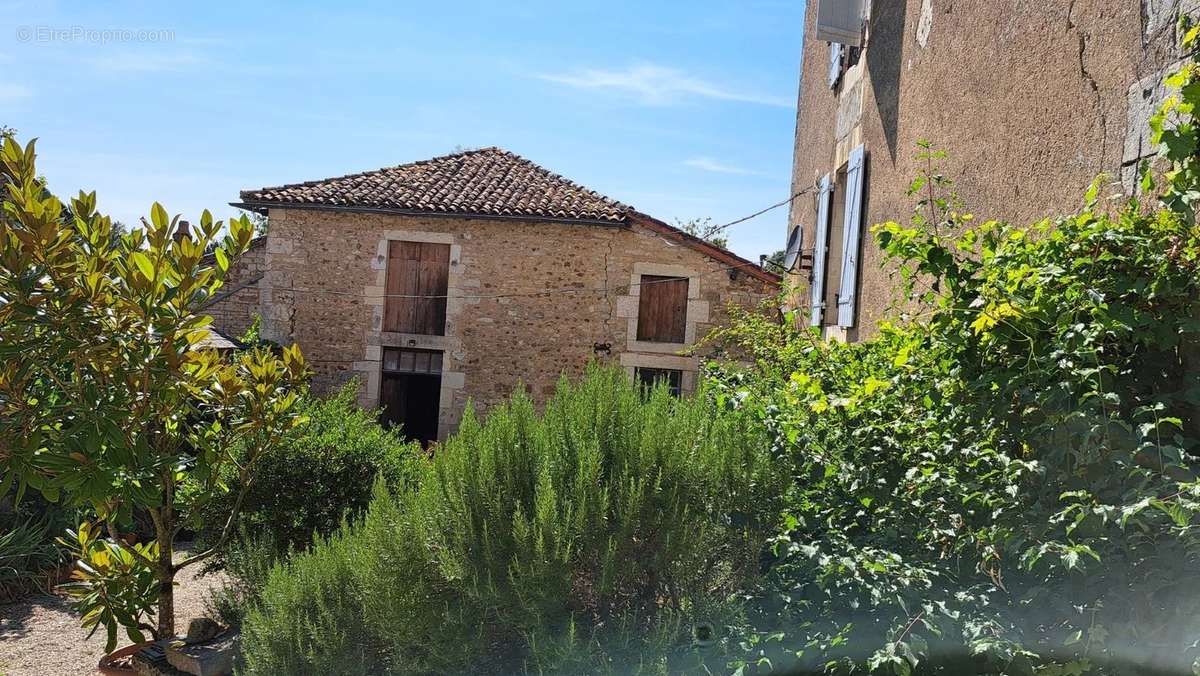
(787, 0, 1193, 340)
(209, 208, 773, 439)
(203, 237, 265, 341)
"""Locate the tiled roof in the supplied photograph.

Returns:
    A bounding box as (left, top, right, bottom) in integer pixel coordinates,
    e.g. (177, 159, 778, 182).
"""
(237, 147, 630, 224)
(192, 327, 241, 352)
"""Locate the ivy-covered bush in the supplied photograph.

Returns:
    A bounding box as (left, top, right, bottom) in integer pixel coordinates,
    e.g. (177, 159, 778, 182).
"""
(239, 366, 784, 675)
(194, 381, 418, 562)
(707, 39, 1200, 675)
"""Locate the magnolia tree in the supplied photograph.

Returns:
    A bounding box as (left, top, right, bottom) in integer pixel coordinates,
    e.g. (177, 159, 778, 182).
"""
(0, 137, 308, 648)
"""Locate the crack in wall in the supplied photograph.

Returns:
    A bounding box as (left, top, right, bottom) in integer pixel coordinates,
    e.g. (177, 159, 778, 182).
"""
(602, 235, 616, 362)
(1068, 0, 1110, 170)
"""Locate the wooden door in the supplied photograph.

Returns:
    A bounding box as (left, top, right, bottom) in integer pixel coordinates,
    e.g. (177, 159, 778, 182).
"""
(636, 275, 688, 343)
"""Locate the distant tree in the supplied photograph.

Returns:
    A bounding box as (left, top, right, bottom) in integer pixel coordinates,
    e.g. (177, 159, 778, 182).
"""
(244, 210, 268, 237)
(674, 217, 729, 250)
(762, 249, 786, 274)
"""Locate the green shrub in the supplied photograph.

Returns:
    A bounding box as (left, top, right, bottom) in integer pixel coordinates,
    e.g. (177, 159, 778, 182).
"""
(195, 381, 418, 562)
(708, 142, 1200, 674)
(240, 366, 784, 674)
(204, 532, 278, 629)
(240, 525, 382, 676)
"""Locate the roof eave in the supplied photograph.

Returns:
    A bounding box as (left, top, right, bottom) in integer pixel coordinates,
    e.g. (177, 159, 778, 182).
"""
(627, 211, 781, 285)
(229, 200, 629, 228)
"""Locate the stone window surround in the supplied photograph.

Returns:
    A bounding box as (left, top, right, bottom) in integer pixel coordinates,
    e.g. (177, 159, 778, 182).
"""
(352, 229, 466, 441)
(615, 261, 710, 395)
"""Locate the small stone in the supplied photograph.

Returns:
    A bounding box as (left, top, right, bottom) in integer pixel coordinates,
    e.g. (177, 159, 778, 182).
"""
(184, 617, 223, 644)
(166, 630, 239, 676)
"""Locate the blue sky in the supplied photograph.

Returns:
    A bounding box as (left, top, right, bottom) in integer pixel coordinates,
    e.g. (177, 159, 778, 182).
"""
(2, 1, 804, 259)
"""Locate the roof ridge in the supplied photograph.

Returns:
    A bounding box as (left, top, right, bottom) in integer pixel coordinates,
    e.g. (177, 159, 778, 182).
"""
(236, 146, 635, 225)
(239, 146, 507, 197)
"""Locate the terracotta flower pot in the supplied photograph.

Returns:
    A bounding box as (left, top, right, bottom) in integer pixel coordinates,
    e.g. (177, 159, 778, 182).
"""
(97, 640, 154, 675)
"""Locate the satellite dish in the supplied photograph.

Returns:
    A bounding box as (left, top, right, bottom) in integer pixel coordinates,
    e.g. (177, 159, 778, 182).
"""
(783, 226, 803, 271)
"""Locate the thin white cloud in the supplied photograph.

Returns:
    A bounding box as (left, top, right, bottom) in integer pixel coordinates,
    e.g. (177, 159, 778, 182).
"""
(0, 83, 32, 103)
(539, 63, 791, 108)
(89, 50, 206, 73)
(684, 156, 764, 175)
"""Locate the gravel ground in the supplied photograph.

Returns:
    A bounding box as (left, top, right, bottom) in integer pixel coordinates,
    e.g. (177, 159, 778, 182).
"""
(0, 545, 227, 676)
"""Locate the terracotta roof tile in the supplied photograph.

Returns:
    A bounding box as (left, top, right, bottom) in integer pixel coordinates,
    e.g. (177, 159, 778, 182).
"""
(238, 147, 630, 224)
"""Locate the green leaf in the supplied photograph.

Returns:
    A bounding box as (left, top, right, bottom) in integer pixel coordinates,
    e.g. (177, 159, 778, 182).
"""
(130, 251, 155, 281)
(150, 202, 169, 229)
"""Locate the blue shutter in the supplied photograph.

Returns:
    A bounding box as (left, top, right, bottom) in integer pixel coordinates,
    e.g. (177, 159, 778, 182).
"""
(810, 174, 833, 327)
(828, 43, 843, 88)
(836, 144, 867, 328)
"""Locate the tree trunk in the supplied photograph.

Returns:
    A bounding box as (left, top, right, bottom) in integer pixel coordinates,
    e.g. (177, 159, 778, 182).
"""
(157, 565, 175, 638)
(155, 504, 176, 638)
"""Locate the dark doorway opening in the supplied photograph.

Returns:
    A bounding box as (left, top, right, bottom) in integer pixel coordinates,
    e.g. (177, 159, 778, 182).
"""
(379, 347, 443, 446)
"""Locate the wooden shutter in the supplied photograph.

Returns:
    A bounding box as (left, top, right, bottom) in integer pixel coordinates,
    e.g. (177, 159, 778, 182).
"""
(810, 174, 833, 327)
(837, 145, 867, 328)
(637, 275, 688, 343)
(384, 241, 450, 335)
(828, 43, 843, 88)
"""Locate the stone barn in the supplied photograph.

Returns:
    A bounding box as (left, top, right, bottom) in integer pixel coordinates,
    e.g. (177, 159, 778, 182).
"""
(209, 147, 778, 443)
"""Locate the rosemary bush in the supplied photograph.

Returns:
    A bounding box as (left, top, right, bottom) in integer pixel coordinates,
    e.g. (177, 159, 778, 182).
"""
(239, 366, 784, 674)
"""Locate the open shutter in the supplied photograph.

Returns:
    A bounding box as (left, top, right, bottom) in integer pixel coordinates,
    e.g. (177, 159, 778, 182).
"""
(810, 174, 833, 327)
(815, 0, 865, 46)
(836, 144, 867, 327)
(828, 43, 844, 88)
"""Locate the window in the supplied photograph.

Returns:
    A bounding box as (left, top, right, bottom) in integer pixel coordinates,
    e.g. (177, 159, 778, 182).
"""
(382, 347, 443, 375)
(811, 144, 867, 329)
(823, 163, 849, 323)
(828, 42, 862, 90)
(635, 367, 682, 398)
(383, 241, 450, 335)
(636, 275, 688, 343)
(379, 347, 443, 446)
(835, 145, 867, 327)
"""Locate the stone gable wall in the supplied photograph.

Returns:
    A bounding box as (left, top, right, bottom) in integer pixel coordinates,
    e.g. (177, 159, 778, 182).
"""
(203, 237, 265, 341)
